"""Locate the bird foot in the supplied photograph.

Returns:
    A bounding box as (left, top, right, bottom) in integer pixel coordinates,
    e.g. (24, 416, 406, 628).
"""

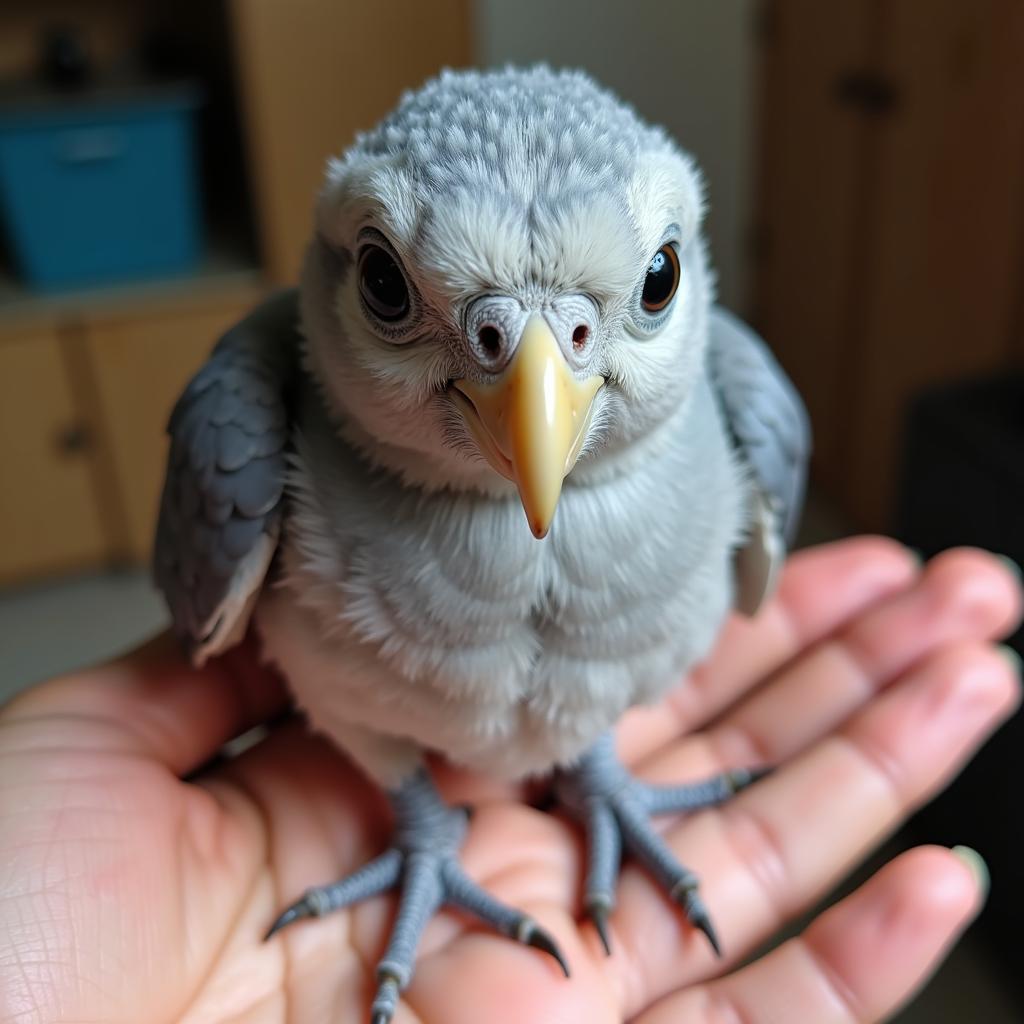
(264, 769, 568, 1023)
(556, 733, 768, 958)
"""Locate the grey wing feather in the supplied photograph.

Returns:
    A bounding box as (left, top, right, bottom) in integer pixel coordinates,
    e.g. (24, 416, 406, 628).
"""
(154, 289, 301, 665)
(707, 307, 811, 613)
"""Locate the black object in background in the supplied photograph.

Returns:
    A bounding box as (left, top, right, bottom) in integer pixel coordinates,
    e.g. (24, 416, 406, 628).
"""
(897, 371, 1023, 999)
(40, 26, 93, 90)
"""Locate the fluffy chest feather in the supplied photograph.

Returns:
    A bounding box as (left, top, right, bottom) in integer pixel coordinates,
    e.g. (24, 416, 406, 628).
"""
(256, 379, 745, 779)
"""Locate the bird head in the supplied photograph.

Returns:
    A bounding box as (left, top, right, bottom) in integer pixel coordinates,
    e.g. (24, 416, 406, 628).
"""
(301, 66, 710, 538)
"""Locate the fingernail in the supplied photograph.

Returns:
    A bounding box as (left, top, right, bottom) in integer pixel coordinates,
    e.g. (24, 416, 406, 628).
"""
(951, 845, 990, 902)
(997, 644, 1022, 678)
(996, 555, 1022, 583)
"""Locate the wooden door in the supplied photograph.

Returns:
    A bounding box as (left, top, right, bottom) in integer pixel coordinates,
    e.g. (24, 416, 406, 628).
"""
(751, 0, 876, 503)
(846, 0, 1024, 528)
(753, 0, 1024, 530)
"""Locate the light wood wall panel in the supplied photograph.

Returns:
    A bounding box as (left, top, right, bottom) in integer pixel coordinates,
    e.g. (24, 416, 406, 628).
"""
(230, 0, 472, 284)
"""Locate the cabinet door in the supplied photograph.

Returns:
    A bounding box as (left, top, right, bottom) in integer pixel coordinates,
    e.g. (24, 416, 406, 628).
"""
(755, 0, 1024, 531)
(751, 0, 875, 503)
(84, 299, 259, 561)
(0, 327, 108, 582)
(846, 0, 1024, 528)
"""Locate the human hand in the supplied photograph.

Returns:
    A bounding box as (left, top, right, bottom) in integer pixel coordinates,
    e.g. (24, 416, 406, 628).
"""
(0, 538, 1019, 1023)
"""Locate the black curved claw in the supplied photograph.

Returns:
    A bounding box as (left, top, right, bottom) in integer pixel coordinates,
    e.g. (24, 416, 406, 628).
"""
(689, 908, 722, 958)
(670, 882, 723, 958)
(524, 925, 571, 978)
(587, 903, 612, 956)
(263, 898, 315, 941)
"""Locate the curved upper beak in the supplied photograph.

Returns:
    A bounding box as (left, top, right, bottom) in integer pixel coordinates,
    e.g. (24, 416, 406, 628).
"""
(452, 315, 604, 539)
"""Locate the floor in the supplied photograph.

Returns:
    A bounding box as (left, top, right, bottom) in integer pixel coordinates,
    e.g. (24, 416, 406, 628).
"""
(0, 525, 1020, 1022)
(0, 567, 167, 691)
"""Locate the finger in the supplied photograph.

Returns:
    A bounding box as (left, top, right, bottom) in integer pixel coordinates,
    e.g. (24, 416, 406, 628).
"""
(3, 630, 288, 776)
(611, 640, 1020, 1015)
(617, 537, 920, 763)
(408, 908, 618, 1024)
(632, 845, 983, 1024)
(196, 716, 391, 1024)
(679, 547, 1023, 776)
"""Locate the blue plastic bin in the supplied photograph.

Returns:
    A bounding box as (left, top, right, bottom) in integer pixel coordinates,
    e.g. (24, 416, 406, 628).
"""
(0, 83, 203, 289)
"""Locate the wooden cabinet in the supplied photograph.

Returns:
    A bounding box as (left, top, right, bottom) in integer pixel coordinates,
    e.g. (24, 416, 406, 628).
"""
(0, 325, 108, 580)
(0, 291, 260, 586)
(753, 0, 1024, 531)
(0, 0, 469, 584)
(84, 296, 259, 561)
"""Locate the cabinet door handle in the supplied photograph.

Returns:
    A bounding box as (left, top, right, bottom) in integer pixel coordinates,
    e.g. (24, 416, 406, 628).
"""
(834, 70, 899, 115)
(55, 422, 93, 457)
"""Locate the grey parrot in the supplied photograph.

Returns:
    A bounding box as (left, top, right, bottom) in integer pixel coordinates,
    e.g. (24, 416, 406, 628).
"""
(154, 66, 809, 1023)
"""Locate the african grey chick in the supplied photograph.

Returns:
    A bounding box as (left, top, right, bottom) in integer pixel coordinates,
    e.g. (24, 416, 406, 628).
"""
(154, 66, 809, 1023)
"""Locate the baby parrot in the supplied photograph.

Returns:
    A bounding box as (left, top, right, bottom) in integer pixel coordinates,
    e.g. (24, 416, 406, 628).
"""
(154, 66, 810, 1023)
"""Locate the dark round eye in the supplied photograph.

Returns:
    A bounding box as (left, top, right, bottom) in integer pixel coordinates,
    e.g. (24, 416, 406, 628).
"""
(358, 244, 410, 322)
(641, 244, 681, 313)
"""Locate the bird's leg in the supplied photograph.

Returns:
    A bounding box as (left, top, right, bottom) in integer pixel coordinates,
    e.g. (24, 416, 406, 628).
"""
(555, 733, 767, 957)
(265, 768, 568, 1023)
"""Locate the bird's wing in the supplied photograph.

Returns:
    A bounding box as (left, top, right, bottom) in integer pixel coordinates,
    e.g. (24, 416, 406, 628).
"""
(153, 289, 300, 665)
(706, 306, 812, 616)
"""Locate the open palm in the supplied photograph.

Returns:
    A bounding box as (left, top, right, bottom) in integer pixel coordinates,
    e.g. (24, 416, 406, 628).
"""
(1, 538, 1020, 1024)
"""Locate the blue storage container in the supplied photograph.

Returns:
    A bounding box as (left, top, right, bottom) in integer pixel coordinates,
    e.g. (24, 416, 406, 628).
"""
(0, 82, 203, 289)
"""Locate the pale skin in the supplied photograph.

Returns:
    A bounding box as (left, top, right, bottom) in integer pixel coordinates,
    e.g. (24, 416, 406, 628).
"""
(1, 538, 1020, 1024)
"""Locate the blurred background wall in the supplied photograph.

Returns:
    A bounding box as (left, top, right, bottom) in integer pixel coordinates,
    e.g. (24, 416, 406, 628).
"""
(0, 3, 1022, 1019)
(476, 0, 757, 312)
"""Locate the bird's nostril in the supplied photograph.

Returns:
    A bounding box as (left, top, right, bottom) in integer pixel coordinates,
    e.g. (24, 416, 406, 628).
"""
(572, 324, 590, 350)
(478, 325, 502, 355)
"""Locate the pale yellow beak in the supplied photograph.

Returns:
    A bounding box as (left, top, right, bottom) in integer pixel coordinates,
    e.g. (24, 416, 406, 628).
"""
(452, 315, 604, 538)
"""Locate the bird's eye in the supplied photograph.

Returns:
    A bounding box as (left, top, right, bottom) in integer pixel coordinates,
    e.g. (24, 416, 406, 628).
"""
(641, 244, 681, 314)
(358, 244, 410, 322)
